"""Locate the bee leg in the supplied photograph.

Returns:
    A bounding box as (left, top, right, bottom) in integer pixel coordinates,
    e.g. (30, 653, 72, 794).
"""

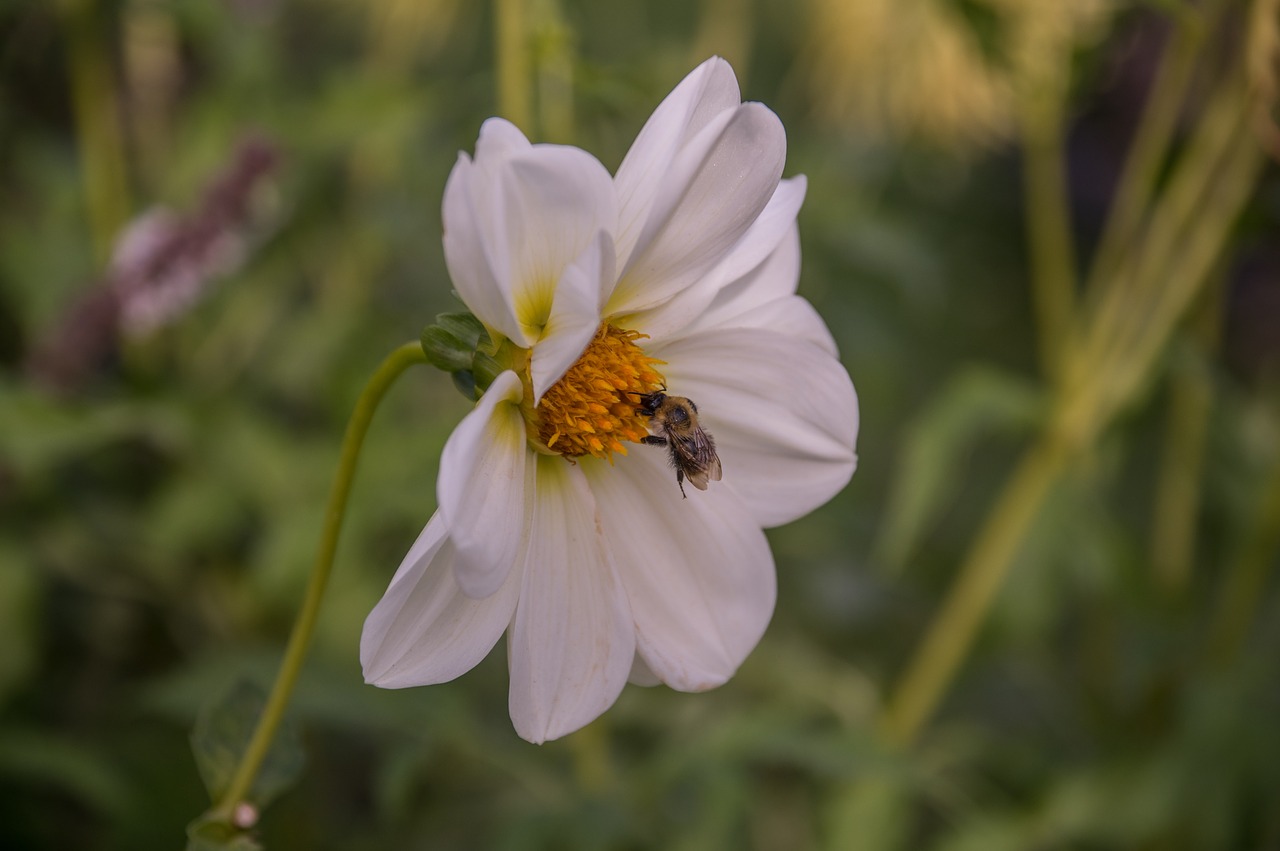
(641, 436, 668, 446)
(677, 469, 687, 499)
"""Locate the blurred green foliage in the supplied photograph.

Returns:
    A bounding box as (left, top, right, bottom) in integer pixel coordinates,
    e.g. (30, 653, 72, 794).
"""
(1, 0, 1278, 849)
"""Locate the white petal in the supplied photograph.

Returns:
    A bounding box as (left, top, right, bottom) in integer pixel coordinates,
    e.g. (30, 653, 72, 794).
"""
(621, 179, 806, 343)
(475, 116, 531, 160)
(530, 231, 613, 403)
(651, 327, 858, 528)
(361, 513, 522, 688)
(508, 456, 635, 744)
(443, 121, 616, 346)
(443, 152, 526, 345)
(499, 146, 616, 335)
(608, 103, 786, 316)
(711, 175, 806, 289)
(585, 450, 776, 691)
(693, 224, 802, 332)
(627, 653, 662, 687)
(614, 57, 741, 272)
(611, 270, 721, 346)
(660, 223, 837, 356)
(436, 371, 532, 598)
(718, 295, 839, 356)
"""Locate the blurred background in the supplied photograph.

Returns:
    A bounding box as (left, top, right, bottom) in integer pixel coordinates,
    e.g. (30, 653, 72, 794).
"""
(2, 0, 1279, 848)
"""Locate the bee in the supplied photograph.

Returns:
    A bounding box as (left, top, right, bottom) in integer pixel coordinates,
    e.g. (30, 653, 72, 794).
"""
(634, 390, 723, 498)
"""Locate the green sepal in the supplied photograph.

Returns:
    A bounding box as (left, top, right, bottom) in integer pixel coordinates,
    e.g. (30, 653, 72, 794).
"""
(420, 325, 474, 373)
(420, 311, 499, 400)
(434, 312, 487, 352)
(451, 370, 477, 399)
(471, 351, 503, 392)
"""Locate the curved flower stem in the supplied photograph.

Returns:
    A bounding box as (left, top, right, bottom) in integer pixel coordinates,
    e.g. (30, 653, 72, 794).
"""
(210, 341, 427, 822)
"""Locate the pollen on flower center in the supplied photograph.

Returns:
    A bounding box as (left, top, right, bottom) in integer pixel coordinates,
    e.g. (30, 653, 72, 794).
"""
(533, 324, 666, 461)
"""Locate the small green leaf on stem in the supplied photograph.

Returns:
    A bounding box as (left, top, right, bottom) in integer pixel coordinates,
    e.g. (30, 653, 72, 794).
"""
(191, 679, 304, 809)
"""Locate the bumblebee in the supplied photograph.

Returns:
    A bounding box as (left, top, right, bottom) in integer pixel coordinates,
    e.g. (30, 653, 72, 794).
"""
(635, 390, 723, 498)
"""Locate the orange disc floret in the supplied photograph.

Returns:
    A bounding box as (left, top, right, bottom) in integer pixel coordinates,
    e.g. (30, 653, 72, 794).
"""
(534, 324, 665, 461)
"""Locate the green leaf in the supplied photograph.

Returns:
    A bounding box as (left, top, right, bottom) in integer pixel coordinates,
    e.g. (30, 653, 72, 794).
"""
(874, 366, 1046, 572)
(190, 679, 304, 808)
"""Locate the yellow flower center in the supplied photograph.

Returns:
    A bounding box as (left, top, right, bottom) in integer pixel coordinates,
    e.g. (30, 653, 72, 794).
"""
(530, 324, 666, 461)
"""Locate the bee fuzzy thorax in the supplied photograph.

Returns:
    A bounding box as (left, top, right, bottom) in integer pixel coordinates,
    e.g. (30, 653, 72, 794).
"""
(635, 390, 723, 498)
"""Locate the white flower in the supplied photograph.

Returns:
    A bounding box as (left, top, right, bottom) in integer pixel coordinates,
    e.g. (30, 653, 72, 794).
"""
(361, 58, 859, 743)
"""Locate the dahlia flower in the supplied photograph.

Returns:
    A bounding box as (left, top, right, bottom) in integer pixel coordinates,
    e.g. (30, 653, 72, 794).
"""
(361, 57, 858, 743)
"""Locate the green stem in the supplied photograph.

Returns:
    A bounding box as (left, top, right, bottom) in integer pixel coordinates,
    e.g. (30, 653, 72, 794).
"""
(1083, 0, 1222, 301)
(568, 716, 615, 793)
(880, 83, 1261, 750)
(1205, 455, 1280, 665)
(534, 0, 575, 144)
(879, 430, 1075, 746)
(1106, 97, 1261, 405)
(1069, 0, 1224, 392)
(1136, 113, 1262, 597)
(1149, 282, 1220, 596)
(878, 65, 1262, 748)
(210, 341, 427, 821)
(496, 0, 533, 131)
(1071, 72, 1250, 411)
(61, 0, 132, 266)
(1018, 73, 1077, 380)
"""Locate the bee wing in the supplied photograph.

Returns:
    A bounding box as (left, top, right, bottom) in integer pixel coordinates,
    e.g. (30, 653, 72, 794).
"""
(685, 455, 723, 490)
(677, 427, 721, 491)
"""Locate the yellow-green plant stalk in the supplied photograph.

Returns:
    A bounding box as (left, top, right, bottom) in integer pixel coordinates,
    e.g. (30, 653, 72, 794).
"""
(496, 0, 533, 133)
(1150, 280, 1223, 596)
(1205, 455, 1280, 664)
(879, 14, 1267, 749)
(533, 0, 575, 143)
(1017, 46, 1077, 380)
(61, 0, 132, 265)
(1083, 0, 1229, 299)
